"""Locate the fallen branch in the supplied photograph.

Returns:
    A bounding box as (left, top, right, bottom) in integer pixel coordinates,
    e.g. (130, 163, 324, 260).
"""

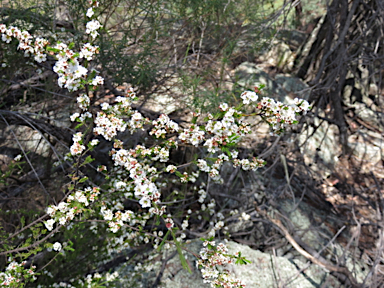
(255, 205, 360, 287)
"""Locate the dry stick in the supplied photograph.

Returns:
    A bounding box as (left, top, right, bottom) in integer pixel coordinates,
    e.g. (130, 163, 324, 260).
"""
(0, 70, 52, 95)
(313, 0, 360, 85)
(255, 205, 360, 287)
(257, 136, 281, 159)
(0, 214, 48, 246)
(151, 250, 178, 288)
(362, 172, 384, 286)
(8, 111, 67, 173)
(284, 225, 346, 287)
(0, 113, 54, 202)
(0, 225, 62, 256)
(271, 247, 283, 287)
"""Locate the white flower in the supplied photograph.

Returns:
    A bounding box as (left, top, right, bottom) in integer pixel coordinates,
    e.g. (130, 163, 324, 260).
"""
(46, 206, 56, 216)
(241, 212, 251, 221)
(86, 8, 94, 18)
(139, 197, 151, 208)
(14, 154, 22, 161)
(219, 103, 229, 111)
(230, 150, 238, 159)
(91, 75, 104, 86)
(45, 219, 55, 231)
(70, 113, 80, 122)
(70, 142, 86, 156)
(53, 242, 62, 251)
(165, 165, 177, 173)
(86, 20, 101, 34)
(59, 217, 67, 225)
(182, 219, 189, 230)
(240, 91, 258, 105)
(100, 102, 109, 110)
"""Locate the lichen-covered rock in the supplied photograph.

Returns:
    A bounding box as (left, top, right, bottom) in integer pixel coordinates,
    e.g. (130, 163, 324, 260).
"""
(235, 62, 310, 103)
(156, 240, 343, 288)
(226, 241, 341, 288)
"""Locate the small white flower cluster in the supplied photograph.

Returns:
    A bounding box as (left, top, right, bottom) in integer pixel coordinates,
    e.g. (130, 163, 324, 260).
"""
(206, 217, 224, 238)
(150, 114, 179, 138)
(84, 1, 101, 38)
(111, 146, 164, 209)
(0, 260, 36, 286)
(53, 43, 89, 92)
(70, 111, 92, 122)
(294, 97, 311, 114)
(105, 271, 118, 282)
(93, 111, 127, 141)
(0, 24, 48, 62)
(205, 108, 250, 152)
(44, 270, 114, 288)
(70, 132, 86, 156)
(198, 188, 207, 203)
(240, 90, 258, 105)
(79, 42, 98, 61)
(1, 11, 103, 93)
(45, 187, 100, 230)
(197, 159, 210, 172)
(165, 164, 177, 173)
(181, 218, 189, 230)
(92, 93, 150, 140)
(151, 146, 170, 162)
(86, 20, 102, 39)
(164, 217, 174, 230)
(77, 94, 90, 110)
(179, 125, 205, 146)
(233, 157, 265, 171)
(207, 199, 217, 216)
(100, 206, 136, 233)
(241, 212, 251, 221)
(257, 96, 311, 132)
(152, 230, 165, 249)
(127, 111, 146, 132)
(196, 153, 235, 183)
(197, 241, 245, 288)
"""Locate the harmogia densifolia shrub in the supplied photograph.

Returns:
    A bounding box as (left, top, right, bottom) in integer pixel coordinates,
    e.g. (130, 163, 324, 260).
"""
(0, 1, 310, 287)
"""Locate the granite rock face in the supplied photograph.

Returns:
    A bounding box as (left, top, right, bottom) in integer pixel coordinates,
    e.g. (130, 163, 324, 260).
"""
(235, 62, 310, 103)
(154, 241, 343, 288)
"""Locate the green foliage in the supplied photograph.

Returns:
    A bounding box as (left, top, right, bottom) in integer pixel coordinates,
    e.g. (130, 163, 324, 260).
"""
(0, 0, 314, 287)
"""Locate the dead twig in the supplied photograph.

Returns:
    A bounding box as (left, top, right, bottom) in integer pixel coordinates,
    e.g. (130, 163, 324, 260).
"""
(255, 205, 360, 287)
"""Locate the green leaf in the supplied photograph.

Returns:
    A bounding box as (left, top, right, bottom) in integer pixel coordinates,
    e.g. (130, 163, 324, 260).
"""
(175, 171, 183, 178)
(75, 122, 84, 129)
(78, 176, 88, 183)
(157, 230, 170, 251)
(46, 46, 60, 53)
(65, 245, 75, 252)
(175, 241, 191, 274)
(80, 155, 94, 167)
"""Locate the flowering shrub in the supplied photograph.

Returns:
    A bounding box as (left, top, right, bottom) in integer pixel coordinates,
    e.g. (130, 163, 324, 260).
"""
(0, 1, 311, 287)
(0, 260, 37, 287)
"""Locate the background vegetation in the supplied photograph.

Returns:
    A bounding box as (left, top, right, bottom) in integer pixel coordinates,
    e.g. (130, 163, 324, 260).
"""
(0, 0, 383, 287)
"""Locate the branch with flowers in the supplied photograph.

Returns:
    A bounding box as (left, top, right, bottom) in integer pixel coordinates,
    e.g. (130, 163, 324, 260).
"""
(0, 1, 311, 287)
